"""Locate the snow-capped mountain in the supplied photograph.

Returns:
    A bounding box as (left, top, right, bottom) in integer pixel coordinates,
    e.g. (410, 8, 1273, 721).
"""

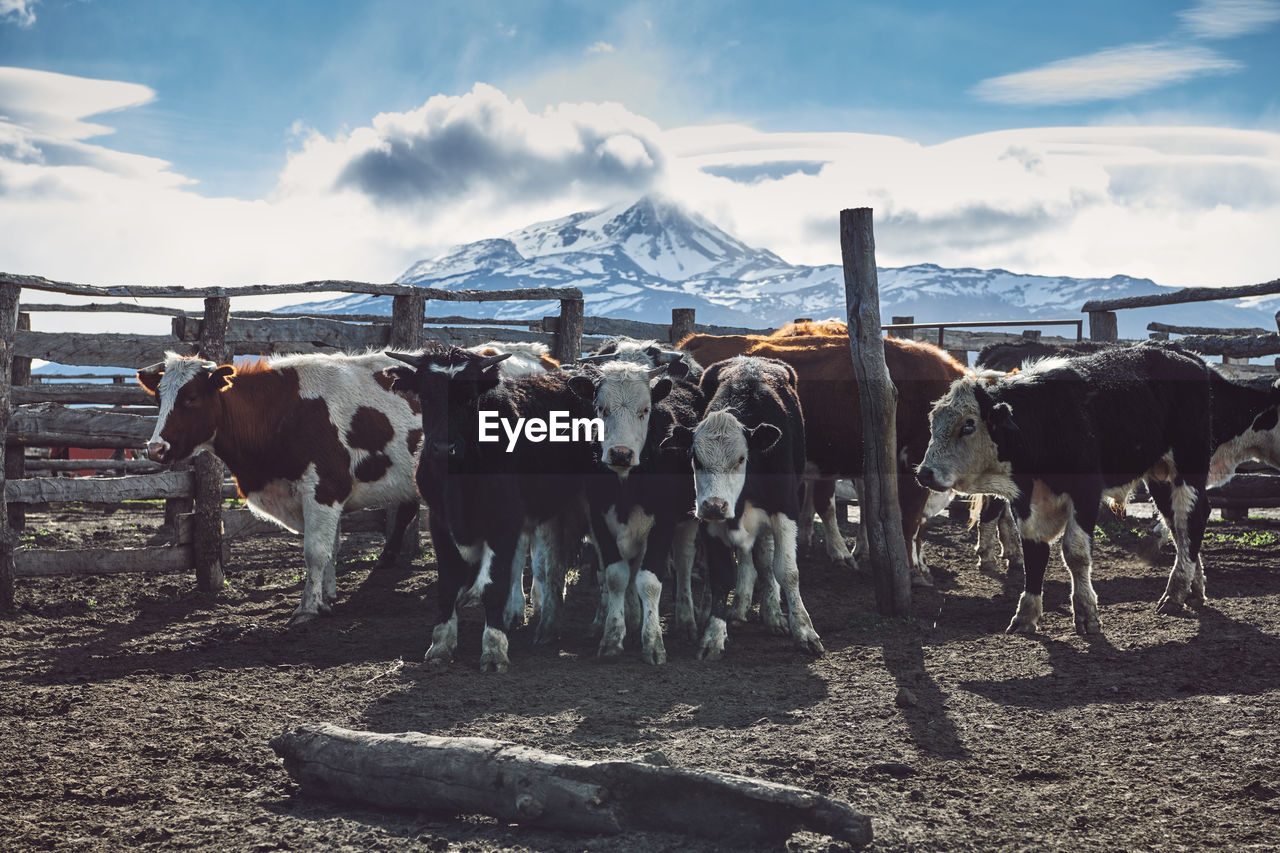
(288, 195, 1279, 341)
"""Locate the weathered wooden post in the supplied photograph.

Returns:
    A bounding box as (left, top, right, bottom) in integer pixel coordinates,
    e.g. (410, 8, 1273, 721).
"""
(0, 283, 21, 611)
(6, 312, 30, 532)
(670, 307, 695, 345)
(1088, 310, 1119, 342)
(889, 316, 913, 339)
(841, 208, 911, 616)
(193, 295, 230, 593)
(553, 297, 584, 363)
(385, 292, 426, 555)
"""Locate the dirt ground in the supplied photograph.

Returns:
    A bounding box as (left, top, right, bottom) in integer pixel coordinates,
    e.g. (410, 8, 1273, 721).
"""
(2, 500, 1279, 852)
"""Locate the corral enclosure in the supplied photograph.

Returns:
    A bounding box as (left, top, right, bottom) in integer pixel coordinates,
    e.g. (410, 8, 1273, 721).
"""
(1, 265, 1280, 851)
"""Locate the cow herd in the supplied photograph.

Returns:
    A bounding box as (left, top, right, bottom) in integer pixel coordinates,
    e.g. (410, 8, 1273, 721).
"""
(135, 323, 1280, 672)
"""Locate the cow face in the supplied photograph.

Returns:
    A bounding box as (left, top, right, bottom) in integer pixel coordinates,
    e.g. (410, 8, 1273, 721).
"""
(1208, 379, 1280, 487)
(386, 348, 510, 462)
(916, 378, 1015, 496)
(137, 354, 236, 464)
(571, 362, 669, 473)
(663, 409, 780, 520)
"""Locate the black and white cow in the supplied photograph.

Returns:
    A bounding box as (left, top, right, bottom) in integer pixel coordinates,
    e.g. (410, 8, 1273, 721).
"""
(387, 346, 595, 672)
(569, 359, 705, 662)
(917, 344, 1215, 635)
(663, 356, 824, 659)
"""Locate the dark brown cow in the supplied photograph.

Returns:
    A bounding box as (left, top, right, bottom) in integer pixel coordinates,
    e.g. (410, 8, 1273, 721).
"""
(678, 328, 967, 584)
(138, 351, 422, 623)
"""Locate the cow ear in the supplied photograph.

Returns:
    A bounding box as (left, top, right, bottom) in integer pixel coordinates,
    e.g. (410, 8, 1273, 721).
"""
(137, 367, 163, 395)
(985, 402, 1020, 447)
(210, 365, 236, 390)
(661, 424, 694, 452)
(666, 359, 690, 381)
(568, 373, 597, 401)
(650, 377, 672, 405)
(384, 365, 417, 395)
(745, 423, 782, 453)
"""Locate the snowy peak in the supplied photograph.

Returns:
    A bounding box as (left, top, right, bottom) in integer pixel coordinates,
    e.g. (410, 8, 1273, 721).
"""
(400, 238, 525, 283)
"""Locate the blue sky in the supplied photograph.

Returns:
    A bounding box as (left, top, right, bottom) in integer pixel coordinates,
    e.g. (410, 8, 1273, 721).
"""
(1, 0, 1278, 290)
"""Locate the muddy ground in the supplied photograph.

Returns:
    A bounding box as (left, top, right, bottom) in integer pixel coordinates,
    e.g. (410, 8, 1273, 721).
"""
(1, 501, 1279, 852)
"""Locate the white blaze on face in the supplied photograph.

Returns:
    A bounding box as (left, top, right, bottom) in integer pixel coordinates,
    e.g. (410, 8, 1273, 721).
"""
(692, 410, 751, 519)
(147, 354, 217, 458)
(594, 362, 656, 471)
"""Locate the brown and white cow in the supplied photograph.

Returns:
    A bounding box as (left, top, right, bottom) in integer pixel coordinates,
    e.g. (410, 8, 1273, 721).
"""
(678, 327, 967, 585)
(137, 351, 422, 624)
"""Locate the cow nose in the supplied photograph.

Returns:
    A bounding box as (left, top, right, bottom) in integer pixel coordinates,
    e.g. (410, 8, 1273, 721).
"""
(699, 498, 729, 520)
(607, 447, 634, 467)
(147, 441, 168, 463)
(916, 466, 939, 490)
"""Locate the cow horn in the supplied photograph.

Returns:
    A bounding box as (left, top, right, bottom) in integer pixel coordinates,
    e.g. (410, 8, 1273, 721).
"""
(479, 352, 513, 370)
(138, 361, 165, 374)
(647, 365, 668, 380)
(648, 349, 686, 365)
(578, 353, 617, 364)
(386, 351, 424, 368)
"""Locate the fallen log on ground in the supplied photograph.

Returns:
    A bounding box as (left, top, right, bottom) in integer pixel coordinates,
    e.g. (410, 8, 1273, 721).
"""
(270, 723, 872, 847)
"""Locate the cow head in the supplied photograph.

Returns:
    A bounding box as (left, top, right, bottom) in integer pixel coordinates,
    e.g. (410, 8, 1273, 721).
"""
(570, 361, 670, 474)
(661, 409, 780, 520)
(385, 348, 510, 463)
(1208, 377, 1280, 487)
(137, 353, 236, 464)
(916, 377, 1015, 497)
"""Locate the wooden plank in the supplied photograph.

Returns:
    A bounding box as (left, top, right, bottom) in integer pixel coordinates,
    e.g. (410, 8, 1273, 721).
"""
(1207, 473, 1280, 508)
(173, 316, 391, 350)
(421, 326, 555, 347)
(1, 272, 582, 303)
(554, 298, 584, 362)
(24, 458, 165, 473)
(1147, 321, 1269, 336)
(20, 301, 188, 317)
(1168, 333, 1280, 359)
(6, 470, 193, 503)
(13, 383, 156, 406)
(15, 545, 194, 577)
(1082, 278, 1280, 312)
(6, 403, 154, 448)
(7, 311, 30, 532)
(841, 208, 911, 617)
(195, 506, 398, 542)
(0, 281, 18, 610)
(537, 314, 770, 340)
(15, 329, 195, 367)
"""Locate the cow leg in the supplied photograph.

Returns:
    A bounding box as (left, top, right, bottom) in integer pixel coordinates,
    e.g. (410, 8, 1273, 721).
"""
(1156, 479, 1210, 614)
(797, 473, 817, 549)
(1186, 488, 1210, 607)
(770, 515, 824, 654)
(754, 528, 786, 636)
(587, 508, 629, 657)
(671, 519, 700, 644)
(853, 478, 870, 558)
(637, 520, 675, 666)
(377, 500, 420, 569)
(531, 519, 566, 645)
(816, 479, 853, 566)
(698, 527, 736, 661)
(425, 511, 466, 666)
(503, 529, 530, 631)
(1007, 539, 1051, 634)
(290, 500, 342, 624)
(480, 534, 520, 673)
(899, 478, 934, 587)
(729, 537, 758, 624)
(1061, 504, 1102, 635)
(997, 500, 1025, 575)
(326, 517, 342, 606)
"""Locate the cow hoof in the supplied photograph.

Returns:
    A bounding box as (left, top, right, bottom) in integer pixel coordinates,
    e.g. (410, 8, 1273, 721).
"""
(642, 645, 668, 666)
(797, 634, 825, 656)
(697, 645, 724, 661)
(1187, 592, 1207, 608)
(532, 622, 557, 646)
(910, 570, 934, 588)
(287, 610, 318, 627)
(424, 646, 453, 667)
(597, 639, 625, 659)
(1155, 595, 1187, 616)
(1075, 616, 1102, 635)
(1005, 618, 1037, 635)
(479, 658, 509, 674)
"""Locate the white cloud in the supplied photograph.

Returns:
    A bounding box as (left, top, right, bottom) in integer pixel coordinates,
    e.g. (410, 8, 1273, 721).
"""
(1, 71, 1277, 309)
(1178, 0, 1280, 38)
(586, 41, 616, 54)
(973, 43, 1241, 105)
(0, 0, 37, 27)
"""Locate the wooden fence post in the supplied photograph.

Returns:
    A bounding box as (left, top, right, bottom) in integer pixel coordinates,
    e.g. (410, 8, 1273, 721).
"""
(1089, 311, 1118, 342)
(6, 312, 30, 532)
(670, 308, 695, 345)
(889, 316, 913, 339)
(841, 208, 911, 617)
(193, 295, 230, 593)
(0, 283, 21, 611)
(385, 292, 424, 553)
(554, 298, 584, 363)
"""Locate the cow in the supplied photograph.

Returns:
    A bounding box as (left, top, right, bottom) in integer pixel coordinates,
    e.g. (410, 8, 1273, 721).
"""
(662, 356, 824, 660)
(916, 343, 1215, 635)
(468, 340, 560, 375)
(136, 351, 422, 624)
(385, 346, 596, 672)
(569, 358, 705, 661)
(584, 337, 703, 379)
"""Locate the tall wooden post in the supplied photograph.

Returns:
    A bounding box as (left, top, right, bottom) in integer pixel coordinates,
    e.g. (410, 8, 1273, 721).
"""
(841, 208, 911, 617)
(193, 295, 230, 593)
(0, 283, 22, 611)
(554, 298, 584, 363)
(5, 312, 30, 532)
(1089, 311, 1118, 342)
(888, 316, 913, 339)
(385, 292, 425, 554)
(670, 308, 695, 345)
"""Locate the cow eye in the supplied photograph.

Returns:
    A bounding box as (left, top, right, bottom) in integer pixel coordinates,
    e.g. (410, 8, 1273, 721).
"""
(737, 455, 745, 466)
(638, 408, 649, 419)
(181, 393, 199, 407)
(960, 419, 976, 436)
(601, 408, 610, 418)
